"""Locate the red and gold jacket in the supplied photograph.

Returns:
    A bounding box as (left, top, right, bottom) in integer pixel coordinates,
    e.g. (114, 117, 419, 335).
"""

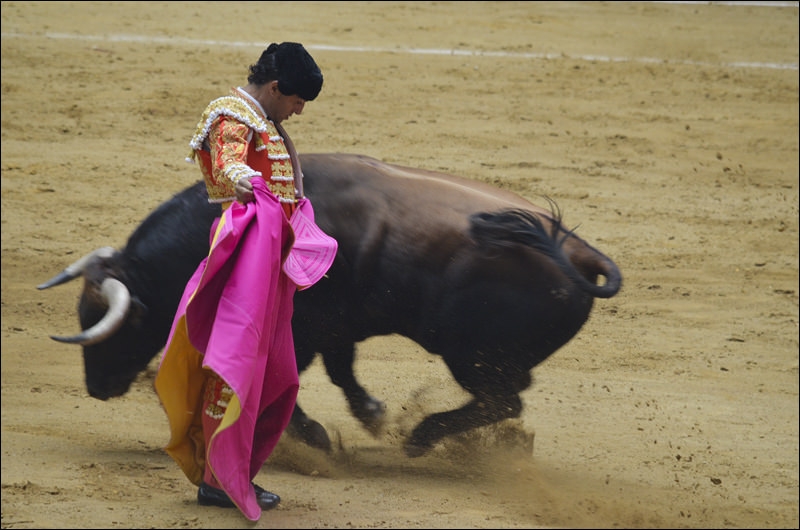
(187, 88, 297, 216)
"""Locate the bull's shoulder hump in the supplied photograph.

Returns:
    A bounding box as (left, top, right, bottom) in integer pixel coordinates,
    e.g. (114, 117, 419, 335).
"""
(381, 163, 535, 210)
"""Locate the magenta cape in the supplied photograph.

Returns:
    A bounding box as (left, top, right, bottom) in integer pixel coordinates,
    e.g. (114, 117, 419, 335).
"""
(154, 178, 333, 521)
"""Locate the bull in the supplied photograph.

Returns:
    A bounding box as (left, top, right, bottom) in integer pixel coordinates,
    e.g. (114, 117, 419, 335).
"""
(38, 153, 622, 457)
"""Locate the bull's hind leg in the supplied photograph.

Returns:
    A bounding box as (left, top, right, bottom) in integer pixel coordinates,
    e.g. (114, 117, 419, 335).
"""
(404, 393, 523, 457)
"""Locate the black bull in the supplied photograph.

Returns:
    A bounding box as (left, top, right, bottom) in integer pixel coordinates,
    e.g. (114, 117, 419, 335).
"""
(38, 153, 622, 457)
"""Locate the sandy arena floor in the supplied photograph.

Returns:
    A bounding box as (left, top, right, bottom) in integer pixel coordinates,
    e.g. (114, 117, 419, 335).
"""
(2, 2, 798, 528)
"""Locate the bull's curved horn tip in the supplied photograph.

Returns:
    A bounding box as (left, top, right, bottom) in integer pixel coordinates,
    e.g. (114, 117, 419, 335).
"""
(37, 279, 62, 290)
(36, 246, 118, 291)
(49, 334, 81, 344)
(37, 271, 74, 290)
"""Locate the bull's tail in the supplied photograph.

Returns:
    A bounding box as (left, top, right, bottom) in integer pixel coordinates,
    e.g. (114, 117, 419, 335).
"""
(469, 205, 622, 299)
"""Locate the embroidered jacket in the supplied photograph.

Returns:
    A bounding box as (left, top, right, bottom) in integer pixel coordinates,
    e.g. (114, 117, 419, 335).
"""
(187, 88, 297, 213)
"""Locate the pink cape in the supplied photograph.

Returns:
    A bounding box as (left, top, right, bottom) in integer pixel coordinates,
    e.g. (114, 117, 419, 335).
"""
(282, 205, 338, 290)
(154, 178, 335, 521)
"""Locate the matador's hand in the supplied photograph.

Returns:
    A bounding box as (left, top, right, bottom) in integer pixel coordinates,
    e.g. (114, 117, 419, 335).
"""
(235, 177, 255, 204)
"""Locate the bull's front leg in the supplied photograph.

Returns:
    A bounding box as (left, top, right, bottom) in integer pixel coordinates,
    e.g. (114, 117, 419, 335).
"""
(320, 344, 387, 436)
(288, 345, 334, 452)
(404, 393, 523, 457)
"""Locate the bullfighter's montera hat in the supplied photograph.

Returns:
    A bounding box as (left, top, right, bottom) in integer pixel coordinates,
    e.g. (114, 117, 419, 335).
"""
(268, 42, 323, 101)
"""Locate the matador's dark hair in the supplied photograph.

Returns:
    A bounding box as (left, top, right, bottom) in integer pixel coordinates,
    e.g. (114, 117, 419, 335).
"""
(248, 42, 323, 101)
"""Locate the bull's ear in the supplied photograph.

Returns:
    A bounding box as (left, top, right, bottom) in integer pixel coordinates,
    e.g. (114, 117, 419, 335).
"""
(128, 297, 148, 327)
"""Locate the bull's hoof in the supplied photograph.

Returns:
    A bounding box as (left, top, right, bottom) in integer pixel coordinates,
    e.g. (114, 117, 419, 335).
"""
(286, 417, 332, 452)
(352, 396, 387, 436)
(403, 440, 431, 458)
(403, 427, 434, 457)
(404, 418, 444, 457)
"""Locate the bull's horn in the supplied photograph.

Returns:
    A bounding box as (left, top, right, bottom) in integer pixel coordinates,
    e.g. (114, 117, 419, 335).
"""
(50, 278, 131, 345)
(37, 246, 116, 290)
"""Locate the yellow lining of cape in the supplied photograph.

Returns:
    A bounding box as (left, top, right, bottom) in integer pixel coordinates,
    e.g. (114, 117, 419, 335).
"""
(157, 205, 243, 487)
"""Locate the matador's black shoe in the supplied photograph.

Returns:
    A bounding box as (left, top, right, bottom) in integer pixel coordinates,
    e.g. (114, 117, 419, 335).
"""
(197, 482, 281, 511)
(253, 483, 281, 510)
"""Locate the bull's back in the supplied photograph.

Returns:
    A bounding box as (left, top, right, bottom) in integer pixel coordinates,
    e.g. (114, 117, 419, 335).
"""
(301, 153, 543, 218)
(300, 153, 552, 261)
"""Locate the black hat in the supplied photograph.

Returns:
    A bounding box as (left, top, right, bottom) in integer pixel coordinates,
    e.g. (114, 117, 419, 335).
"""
(270, 42, 323, 101)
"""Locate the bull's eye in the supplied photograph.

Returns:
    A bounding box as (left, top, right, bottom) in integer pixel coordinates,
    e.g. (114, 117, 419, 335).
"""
(128, 297, 148, 327)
